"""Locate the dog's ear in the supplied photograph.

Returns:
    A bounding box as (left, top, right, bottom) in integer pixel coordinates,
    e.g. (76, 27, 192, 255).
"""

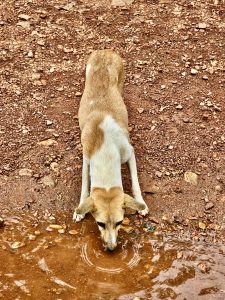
(76, 197, 94, 215)
(123, 194, 146, 211)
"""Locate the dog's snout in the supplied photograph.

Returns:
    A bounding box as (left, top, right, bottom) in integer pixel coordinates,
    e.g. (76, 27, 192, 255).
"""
(106, 242, 117, 251)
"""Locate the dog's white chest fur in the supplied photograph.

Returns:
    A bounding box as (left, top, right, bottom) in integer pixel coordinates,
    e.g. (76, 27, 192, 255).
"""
(89, 115, 132, 190)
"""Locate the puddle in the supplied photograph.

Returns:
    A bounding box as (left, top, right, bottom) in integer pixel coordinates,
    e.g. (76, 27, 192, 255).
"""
(0, 213, 225, 299)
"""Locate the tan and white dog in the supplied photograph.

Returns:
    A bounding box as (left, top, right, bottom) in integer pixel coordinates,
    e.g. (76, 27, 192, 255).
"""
(73, 50, 149, 251)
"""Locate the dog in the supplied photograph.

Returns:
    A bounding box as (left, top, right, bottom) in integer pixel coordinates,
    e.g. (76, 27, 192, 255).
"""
(73, 50, 149, 251)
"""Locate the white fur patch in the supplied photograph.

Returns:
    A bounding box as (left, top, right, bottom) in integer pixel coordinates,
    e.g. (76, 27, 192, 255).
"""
(86, 64, 91, 76)
(90, 115, 132, 190)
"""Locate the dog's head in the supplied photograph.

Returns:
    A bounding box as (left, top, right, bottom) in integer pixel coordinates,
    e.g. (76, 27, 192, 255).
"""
(76, 187, 145, 251)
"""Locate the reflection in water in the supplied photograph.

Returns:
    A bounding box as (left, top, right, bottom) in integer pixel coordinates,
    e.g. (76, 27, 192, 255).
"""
(0, 213, 224, 299)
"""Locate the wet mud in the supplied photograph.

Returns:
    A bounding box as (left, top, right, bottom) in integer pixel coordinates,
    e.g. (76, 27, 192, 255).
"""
(0, 213, 224, 300)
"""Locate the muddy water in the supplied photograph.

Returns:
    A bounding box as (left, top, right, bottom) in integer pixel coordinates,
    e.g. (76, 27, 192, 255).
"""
(0, 213, 224, 300)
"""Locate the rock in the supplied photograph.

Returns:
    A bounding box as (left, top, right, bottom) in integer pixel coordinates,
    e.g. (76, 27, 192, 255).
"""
(69, 229, 78, 235)
(199, 222, 206, 230)
(59, 2, 74, 11)
(27, 50, 33, 58)
(184, 171, 198, 186)
(58, 229, 65, 234)
(202, 75, 208, 80)
(155, 171, 163, 178)
(205, 202, 214, 210)
(143, 183, 160, 194)
(11, 241, 25, 249)
(176, 104, 183, 110)
(75, 92, 82, 97)
(19, 168, 33, 177)
(34, 230, 41, 235)
(28, 234, 36, 241)
(197, 23, 207, 29)
(64, 47, 73, 53)
(112, 0, 134, 6)
(49, 224, 63, 230)
(50, 162, 59, 173)
(41, 175, 55, 188)
(0, 217, 4, 228)
(38, 139, 58, 146)
(46, 120, 53, 126)
(191, 68, 198, 75)
(137, 107, 144, 114)
(17, 21, 30, 29)
(122, 217, 130, 225)
(31, 73, 41, 81)
(215, 185, 222, 192)
(18, 14, 30, 21)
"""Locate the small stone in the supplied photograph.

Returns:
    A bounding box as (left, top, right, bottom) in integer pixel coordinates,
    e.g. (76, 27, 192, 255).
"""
(184, 171, 198, 186)
(202, 75, 208, 80)
(168, 145, 173, 150)
(58, 229, 65, 234)
(11, 242, 25, 249)
(215, 185, 222, 192)
(28, 234, 36, 241)
(122, 217, 130, 225)
(27, 50, 33, 58)
(161, 85, 166, 89)
(18, 14, 30, 21)
(155, 171, 162, 178)
(46, 120, 53, 126)
(191, 68, 198, 75)
(64, 47, 73, 53)
(0, 217, 5, 228)
(37, 139, 58, 146)
(137, 107, 144, 114)
(75, 92, 82, 97)
(19, 168, 33, 177)
(176, 104, 183, 110)
(41, 175, 55, 188)
(205, 202, 214, 210)
(177, 251, 183, 259)
(17, 21, 30, 29)
(199, 222, 206, 230)
(112, 0, 134, 6)
(31, 73, 41, 81)
(197, 23, 207, 29)
(69, 230, 78, 235)
(143, 184, 160, 194)
(34, 230, 41, 236)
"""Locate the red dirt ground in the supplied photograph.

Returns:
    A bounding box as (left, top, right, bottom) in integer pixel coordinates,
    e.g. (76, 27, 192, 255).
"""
(0, 0, 225, 240)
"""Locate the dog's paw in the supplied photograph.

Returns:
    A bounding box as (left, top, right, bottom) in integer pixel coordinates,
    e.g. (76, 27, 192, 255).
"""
(138, 206, 149, 216)
(73, 210, 85, 222)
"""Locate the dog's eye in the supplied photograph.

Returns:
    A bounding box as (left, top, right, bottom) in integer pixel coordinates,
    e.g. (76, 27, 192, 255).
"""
(116, 221, 123, 227)
(97, 222, 106, 229)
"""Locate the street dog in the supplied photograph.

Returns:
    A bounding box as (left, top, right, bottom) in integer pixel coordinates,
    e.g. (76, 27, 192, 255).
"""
(73, 50, 149, 251)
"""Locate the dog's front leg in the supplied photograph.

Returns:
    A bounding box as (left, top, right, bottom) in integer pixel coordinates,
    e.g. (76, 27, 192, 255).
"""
(73, 156, 90, 222)
(128, 148, 149, 216)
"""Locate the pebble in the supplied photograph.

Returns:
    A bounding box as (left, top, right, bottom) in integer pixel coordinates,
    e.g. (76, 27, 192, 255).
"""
(0, 217, 4, 228)
(205, 202, 214, 210)
(19, 168, 33, 177)
(34, 230, 41, 236)
(28, 234, 36, 241)
(215, 185, 222, 192)
(46, 120, 53, 126)
(197, 22, 207, 29)
(27, 50, 33, 58)
(69, 230, 78, 235)
(75, 92, 82, 97)
(11, 241, 25, 249)
(41, 175, 56, 188)
(137, 107, 144, 114)
(191, 68, 198, 75)
(155, 171, 162, 178)
(31, 73, 41, 81)
(17, 21, 30, 29)
(38, 138, 58, 146)
(18, 14, 30, 21)
(199, 222, 206, 230)
(184, 171, 198, 186)
(176, 104, 183, 110)
(202, 75, 208, 80)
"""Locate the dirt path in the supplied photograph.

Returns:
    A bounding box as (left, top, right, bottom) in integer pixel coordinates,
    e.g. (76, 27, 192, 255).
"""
(0, 0, 225, 299)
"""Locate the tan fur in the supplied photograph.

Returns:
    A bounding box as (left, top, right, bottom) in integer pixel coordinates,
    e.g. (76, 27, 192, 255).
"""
(79, 50, 128, 159)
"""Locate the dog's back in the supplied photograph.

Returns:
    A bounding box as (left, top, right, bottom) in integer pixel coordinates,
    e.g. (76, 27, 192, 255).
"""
(79, 50, 129, 159)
